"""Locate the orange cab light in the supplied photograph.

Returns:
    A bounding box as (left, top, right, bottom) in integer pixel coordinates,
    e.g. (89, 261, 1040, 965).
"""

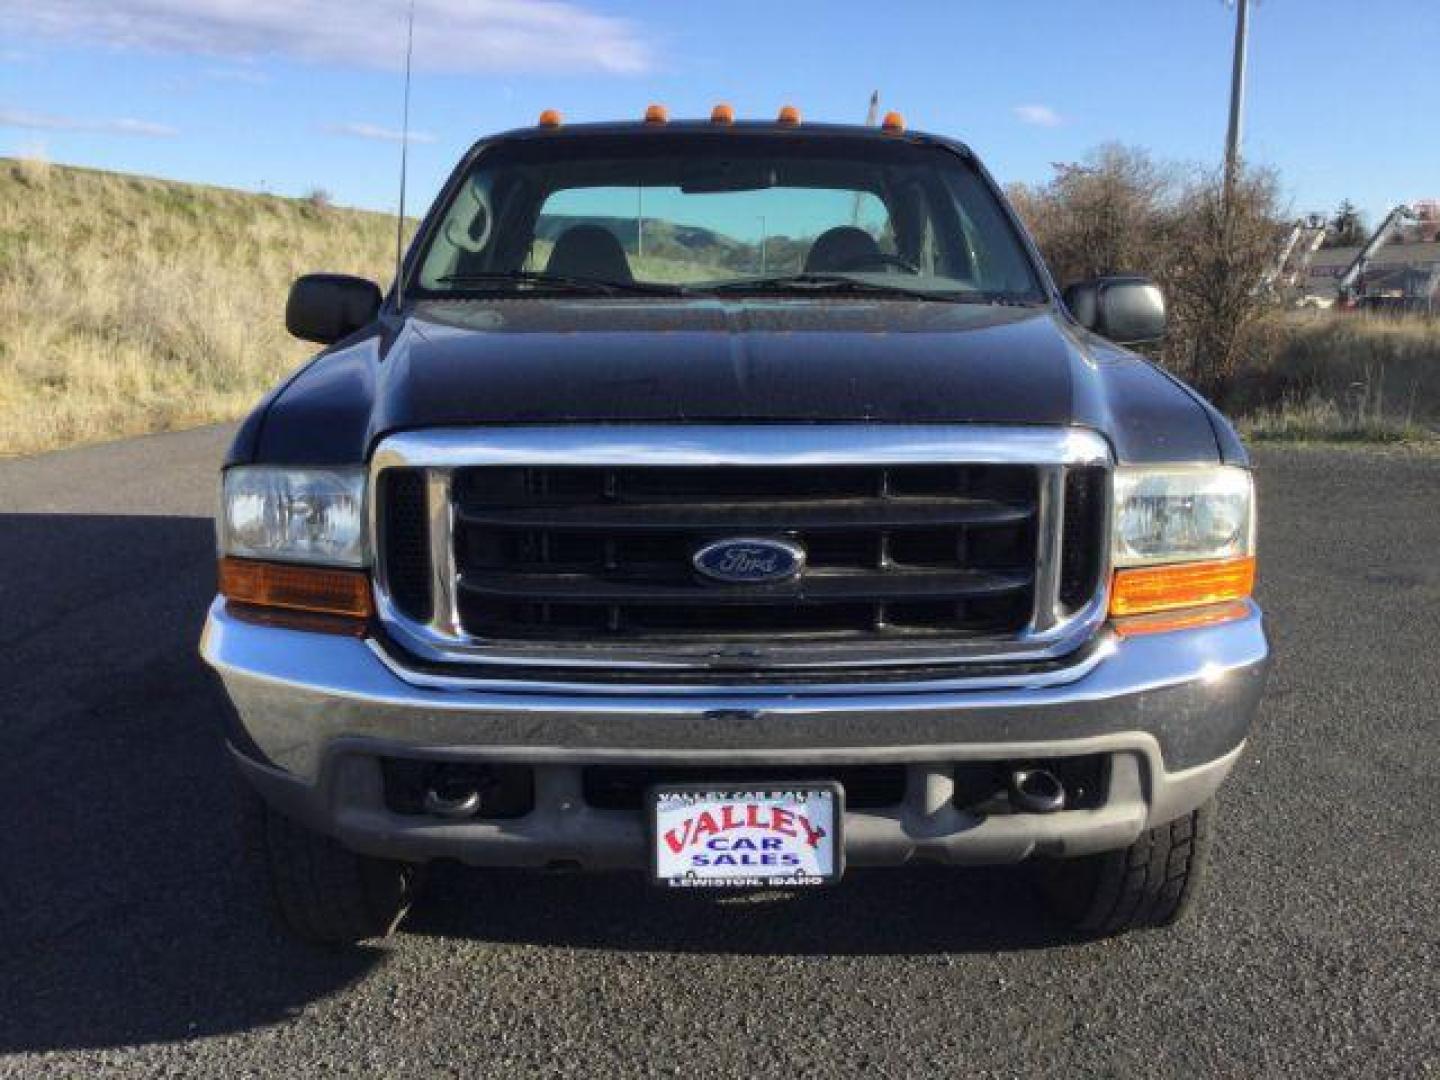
(1112, 600, 1251, 639)
(1109, 556, 1256, 619)
(881, 110, 906, 133)
(219, 557, 373, 620)
(644, 103, 669, 124)
(776, 104, 802, 126)
(711, 102, 735, 125)
(537, 109, 562, 128)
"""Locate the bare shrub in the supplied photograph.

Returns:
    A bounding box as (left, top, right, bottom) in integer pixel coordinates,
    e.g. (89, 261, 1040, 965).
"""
(1008, 144, 1176, 287)
(1160, 167, 1285, 404)
(1012, 146, 1285, 406)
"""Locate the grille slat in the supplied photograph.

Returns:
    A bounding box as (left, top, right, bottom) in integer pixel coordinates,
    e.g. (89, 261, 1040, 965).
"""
(456, 566, 1032, 604)
(454, 497, 1033, 533)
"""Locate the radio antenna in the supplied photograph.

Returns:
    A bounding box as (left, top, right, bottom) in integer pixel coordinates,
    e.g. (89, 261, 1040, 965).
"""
(393, 0, 417, 301)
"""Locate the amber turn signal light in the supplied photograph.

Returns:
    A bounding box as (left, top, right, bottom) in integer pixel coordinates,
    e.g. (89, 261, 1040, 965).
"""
(1109, 556, 1256, 618)
(219, 557, 373, 620)
(1112, 600, 1251, 638)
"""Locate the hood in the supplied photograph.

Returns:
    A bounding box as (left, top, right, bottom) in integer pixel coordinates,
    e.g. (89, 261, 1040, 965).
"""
(237, 298, 1227, 466)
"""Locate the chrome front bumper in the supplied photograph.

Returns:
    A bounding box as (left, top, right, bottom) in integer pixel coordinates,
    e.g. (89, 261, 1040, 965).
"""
(200, 598, 1269, 868)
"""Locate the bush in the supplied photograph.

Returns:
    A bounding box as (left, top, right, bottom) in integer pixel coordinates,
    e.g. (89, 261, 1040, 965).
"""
(1011, 145, 1285, 406)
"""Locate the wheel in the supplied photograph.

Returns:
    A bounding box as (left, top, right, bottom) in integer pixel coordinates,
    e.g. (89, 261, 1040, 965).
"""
(236, 780, 421, 945)
(1037, 802, 1214, 936)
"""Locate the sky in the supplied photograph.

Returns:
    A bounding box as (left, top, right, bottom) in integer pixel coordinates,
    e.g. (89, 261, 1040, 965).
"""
(2, 0, 1436, 230)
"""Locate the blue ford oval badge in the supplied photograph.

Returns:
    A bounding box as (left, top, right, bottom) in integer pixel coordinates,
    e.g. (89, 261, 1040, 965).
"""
(693, 537, 805, 584)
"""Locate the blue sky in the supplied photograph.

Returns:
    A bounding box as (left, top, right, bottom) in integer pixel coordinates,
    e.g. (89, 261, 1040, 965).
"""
(2, 0, 1436, 228)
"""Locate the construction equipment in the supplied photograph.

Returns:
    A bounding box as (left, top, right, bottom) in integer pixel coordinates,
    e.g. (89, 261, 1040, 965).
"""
(1262, 214, 1328, 299)
(1336, 205, 1418, 308)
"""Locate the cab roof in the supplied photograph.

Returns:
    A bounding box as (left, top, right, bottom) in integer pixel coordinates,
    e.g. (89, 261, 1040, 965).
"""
(475, 119, 974, 159)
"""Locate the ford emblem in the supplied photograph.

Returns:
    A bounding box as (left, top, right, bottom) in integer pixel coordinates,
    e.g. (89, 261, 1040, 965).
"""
(693, 537, 806, 585)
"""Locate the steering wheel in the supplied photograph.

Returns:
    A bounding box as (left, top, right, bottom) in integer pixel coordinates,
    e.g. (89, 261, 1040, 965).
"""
(835, 252, 923, 275)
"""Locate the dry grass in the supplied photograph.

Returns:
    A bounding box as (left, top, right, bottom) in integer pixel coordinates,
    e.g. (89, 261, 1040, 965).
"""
(1230, 311, 1440, 444)
(1239, 391, 1431, 444)
(0, 158, 397, 456)
(1234, 312, 1440, 419)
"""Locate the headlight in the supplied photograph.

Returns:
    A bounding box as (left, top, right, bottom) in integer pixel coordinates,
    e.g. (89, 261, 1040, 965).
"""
(1113, 466, 1254, 567)
(220, 467, 367, 567)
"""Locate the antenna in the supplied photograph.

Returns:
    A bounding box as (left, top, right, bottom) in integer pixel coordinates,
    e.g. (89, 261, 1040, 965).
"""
(394, 0, 417, 301)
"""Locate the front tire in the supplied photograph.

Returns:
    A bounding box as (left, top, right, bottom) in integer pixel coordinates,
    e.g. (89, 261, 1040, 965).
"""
(238, 782, 421, 945)
(1039, 802, 1214, 936)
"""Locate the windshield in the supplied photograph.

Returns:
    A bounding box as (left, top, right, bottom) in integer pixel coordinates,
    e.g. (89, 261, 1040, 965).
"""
(412, 131, 1045, 301)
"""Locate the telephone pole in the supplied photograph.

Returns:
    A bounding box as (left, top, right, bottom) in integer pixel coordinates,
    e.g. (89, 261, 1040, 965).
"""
(1223, 0, 1250, 202)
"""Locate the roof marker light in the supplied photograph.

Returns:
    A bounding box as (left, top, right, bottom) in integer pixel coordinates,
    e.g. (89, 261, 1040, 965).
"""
(881, 111, 906, 133)
(776, 104, 801, 126)
(537, 109, 562, 128)
(644, 103, 669, 124)
(711, 103, 735, 125)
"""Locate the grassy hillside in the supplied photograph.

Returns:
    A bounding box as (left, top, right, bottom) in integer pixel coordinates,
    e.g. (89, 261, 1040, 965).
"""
(0, 158, 396, 456)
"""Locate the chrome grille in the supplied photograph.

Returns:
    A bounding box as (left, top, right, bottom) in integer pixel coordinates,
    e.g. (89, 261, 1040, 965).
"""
(368, 426, 1112, 674)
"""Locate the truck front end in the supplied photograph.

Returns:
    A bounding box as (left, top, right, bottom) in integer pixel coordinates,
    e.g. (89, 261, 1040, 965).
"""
(201, 114, 1268, 942)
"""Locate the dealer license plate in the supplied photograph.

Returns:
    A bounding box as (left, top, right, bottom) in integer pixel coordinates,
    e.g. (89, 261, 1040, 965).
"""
(650, 782, 844, 889)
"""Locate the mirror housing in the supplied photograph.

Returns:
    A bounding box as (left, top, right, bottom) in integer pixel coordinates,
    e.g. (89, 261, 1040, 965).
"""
(1063, 276, 1167, 346)
(285, 274, 383, 344)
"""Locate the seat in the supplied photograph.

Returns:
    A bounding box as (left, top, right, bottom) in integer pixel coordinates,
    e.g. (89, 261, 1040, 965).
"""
(546, 225, 634, 283)
(804, 226, 883, 273)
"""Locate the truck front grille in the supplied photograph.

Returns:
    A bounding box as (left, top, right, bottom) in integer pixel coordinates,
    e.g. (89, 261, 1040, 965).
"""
(447, 464, 1040, 643)
(370, 427, 1112, 674)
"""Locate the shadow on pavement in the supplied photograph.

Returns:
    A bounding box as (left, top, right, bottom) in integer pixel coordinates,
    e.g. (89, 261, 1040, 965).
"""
(0, 514, 385, 1054)
(0, 511, 1074, 1054)
(408, 862, 1073, 957)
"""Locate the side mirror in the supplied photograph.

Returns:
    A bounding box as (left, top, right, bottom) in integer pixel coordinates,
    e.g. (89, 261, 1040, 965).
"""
(285, 274, 383, 344)
(1063, 276, 1166, 346)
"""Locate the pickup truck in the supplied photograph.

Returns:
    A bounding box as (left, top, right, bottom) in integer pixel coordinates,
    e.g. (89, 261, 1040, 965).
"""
(200, 108, 1269, 944)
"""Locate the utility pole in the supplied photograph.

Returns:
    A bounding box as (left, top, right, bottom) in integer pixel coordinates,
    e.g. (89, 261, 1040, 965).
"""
(636, 186, 644, 259)
(852, 90, 880, 226)
(1223, 0, 1250, 203)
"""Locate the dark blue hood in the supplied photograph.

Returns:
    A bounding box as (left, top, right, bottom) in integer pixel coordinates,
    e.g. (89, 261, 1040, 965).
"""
(233, 298, 1233, 466)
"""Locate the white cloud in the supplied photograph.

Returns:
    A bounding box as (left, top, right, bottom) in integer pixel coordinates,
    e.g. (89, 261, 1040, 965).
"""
(3, 0, 652, 74)
(1013, 104, 1064, 128)
(0, 108, 179, 137)
(328, 122, 436, 144)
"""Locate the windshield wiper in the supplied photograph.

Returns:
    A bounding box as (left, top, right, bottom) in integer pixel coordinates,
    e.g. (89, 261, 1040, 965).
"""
(701, 274, 1022, 304)
(433, 270, 685, 296)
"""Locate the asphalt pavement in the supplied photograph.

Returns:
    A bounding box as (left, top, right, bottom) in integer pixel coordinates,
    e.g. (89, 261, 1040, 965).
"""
(0, 428, 1436, 1077)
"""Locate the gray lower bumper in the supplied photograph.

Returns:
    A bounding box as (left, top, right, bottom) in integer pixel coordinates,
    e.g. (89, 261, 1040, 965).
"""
(201, 598, 1269, 869)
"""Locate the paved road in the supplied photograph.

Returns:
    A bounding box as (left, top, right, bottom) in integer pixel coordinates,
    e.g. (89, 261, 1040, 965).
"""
(1, 429, 1436, 1077)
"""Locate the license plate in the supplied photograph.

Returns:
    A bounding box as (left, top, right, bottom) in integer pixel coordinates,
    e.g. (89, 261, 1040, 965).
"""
(650, 782, 844, 889)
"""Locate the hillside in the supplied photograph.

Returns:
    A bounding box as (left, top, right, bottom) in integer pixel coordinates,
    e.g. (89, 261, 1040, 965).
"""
(0, 159, 397, 456)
